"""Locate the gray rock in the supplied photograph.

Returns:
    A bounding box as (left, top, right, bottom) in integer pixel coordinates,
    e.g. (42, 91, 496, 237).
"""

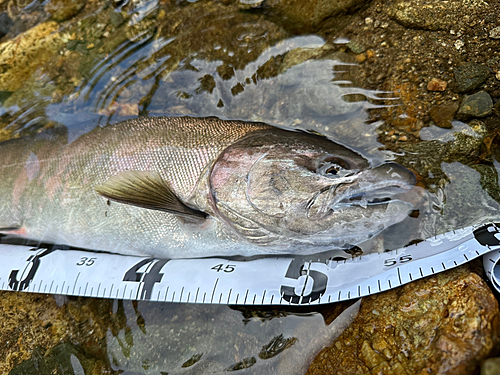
(251, 0, 369, 32)
(454, 63, 491, 92)
(0, 13, 13, 38)
(457, 91, 493, 119)
(346, 41, 366, 54)
(490, 26, 500, 39)
(109, 11, 125, 27)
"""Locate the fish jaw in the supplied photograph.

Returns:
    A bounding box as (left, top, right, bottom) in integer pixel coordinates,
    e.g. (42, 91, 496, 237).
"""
(306, 162, 416, 219)
(285, 162, 415, 245)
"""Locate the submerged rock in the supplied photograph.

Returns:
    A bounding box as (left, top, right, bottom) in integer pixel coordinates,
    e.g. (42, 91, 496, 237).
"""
(0, 21, 63, 92)
(307, 264, 500, 375)
(482, 357, 500, 375)
(44, 0, 87, 22)
(250, 0, 369, 32)
(0, 13, 13, 38)
(427, 77, 447, 92)
(457, 91, 493, 119)
(429, 101, 459, 129)
(454, 63, 491, 93)
(9, 342, 103, 375)
(386, 0, 488, 31)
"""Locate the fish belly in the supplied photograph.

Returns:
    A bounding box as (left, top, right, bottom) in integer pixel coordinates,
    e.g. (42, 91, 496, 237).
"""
(0, 117, 272, 258)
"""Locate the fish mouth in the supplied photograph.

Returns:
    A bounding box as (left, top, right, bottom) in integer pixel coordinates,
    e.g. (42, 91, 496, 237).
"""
(306, 162, 416, 220)
(330, 162, 416, 210)
(334, 185, 408, 209)
(306, 183, 412, 220)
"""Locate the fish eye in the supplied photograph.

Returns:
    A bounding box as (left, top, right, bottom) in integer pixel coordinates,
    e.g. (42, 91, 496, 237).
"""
(318, 156, 351, 176)
(325, 166, 340, 175)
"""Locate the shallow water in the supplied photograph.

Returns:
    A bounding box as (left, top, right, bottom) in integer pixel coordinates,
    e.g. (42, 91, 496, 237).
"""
(1, 0, 500, 373)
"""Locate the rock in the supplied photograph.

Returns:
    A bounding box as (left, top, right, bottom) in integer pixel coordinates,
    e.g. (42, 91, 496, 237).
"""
(255, 0, 369, 32)
(9, 343, 96, 375)
(386, 0, 488, 31)
(457, 91, 493, 119)
(481, 357, 500, 375)
(429, 101, 459, 128)
(355, 53, 366, 63)
(0, 292, 121, 374)
(307, 264, 500, 375)
(490, 26, 500, 39)
(239, 0, 265, 8)
(468, 119, 488, 137)
(427, 77, 447, 91)
(346, 40, 366, 54)
(0, 13, 13, 38)
(44, 0, 87, 22)
(109, 11, 125, 27)
(0, 21, 63, 92)
(454, 63, 491, 92)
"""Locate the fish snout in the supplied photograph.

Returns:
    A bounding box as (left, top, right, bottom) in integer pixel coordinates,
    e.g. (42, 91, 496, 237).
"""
(370, 162, 416, 187)
(327, 162, 416, 211)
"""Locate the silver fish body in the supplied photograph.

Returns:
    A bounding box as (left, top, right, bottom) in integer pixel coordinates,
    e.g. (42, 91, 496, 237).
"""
(0, 116, 416, 258)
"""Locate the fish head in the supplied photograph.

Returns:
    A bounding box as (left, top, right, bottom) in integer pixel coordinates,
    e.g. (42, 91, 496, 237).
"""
(210, 129, 416, 250)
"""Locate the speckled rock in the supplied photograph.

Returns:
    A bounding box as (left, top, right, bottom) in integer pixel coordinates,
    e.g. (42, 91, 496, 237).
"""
(307, 264, 500, 375)
(0, 21, 63, 92)
(427, 77, 447, 91)
(386, 0, 488, 31)
(429, 101, 459, 129)
(0, 292, 120, 374)
(0, 292, 71, 374)
(44, 0, 87, 22)
(457, 91, 493, 119)
(482, 357, 500, 375)
(256, 0, 369, 32)
(9, 342, 104, 375)
(490, 26, 500, 39)
(454, 63, 491, 93)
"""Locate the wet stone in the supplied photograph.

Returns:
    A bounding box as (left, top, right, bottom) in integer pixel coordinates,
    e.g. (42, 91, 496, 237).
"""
(385, 0, 488, 31)
(482, 357, 500, 375)
(490, 26, 500, 39)
(225, 356, 257, 371)
(9, 343, 92, 375)
(346, 40, 366, 54)
(427, 77, 447, 91)
(454, 63, 491, 93)
(457, 91, 493, 119)
(307, 264, 500, 375)
(44, 0, 87, 22)
(429, 101, 459, 129)
(0, 13, 13, 38)
(109, 11, 125, 27)
(256, 0, 369, 32)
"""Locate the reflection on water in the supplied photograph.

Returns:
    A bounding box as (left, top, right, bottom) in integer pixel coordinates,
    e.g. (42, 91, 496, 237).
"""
(106, 300, 360, 374)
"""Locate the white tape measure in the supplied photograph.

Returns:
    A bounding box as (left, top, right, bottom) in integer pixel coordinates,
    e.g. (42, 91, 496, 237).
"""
(1, 222, 500, 305)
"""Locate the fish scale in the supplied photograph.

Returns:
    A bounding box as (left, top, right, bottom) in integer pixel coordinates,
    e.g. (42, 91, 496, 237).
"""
(0, 116, 415, 258)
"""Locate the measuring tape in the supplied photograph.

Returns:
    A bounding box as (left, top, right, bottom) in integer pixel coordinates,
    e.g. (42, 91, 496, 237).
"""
(1, 222, 500, 305)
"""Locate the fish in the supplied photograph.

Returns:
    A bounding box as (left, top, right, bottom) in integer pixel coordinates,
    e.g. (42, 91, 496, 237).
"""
(0, 116, 416, 258)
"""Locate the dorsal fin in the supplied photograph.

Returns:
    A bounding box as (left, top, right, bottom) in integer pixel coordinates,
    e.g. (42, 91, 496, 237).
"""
(95, 171, 207, 219)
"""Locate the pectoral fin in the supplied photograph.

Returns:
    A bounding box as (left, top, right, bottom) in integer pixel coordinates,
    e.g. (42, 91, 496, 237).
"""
(95, 171, 207, 219)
